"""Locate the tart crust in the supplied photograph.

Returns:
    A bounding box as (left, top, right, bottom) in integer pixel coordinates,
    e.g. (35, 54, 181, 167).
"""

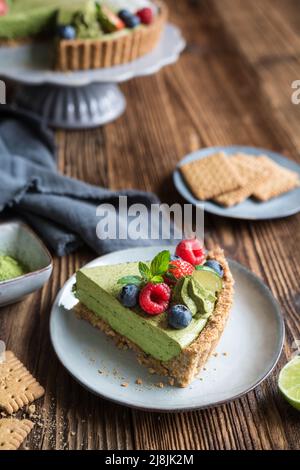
(74, 247, 234, 387)
(56, 1, 168, 71)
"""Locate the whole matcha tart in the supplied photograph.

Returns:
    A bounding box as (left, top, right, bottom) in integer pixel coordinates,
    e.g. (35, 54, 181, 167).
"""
(73, 247, 234, 387)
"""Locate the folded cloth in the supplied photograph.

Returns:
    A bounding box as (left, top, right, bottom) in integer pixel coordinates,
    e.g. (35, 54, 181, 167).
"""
(0, 105, 169, 256)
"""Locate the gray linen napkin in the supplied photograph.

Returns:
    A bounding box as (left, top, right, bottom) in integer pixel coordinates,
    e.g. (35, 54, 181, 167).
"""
(0, 106, 168, 256)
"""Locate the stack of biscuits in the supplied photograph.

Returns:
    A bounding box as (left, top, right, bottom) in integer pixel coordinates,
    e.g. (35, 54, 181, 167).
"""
(179, 152, 300, 207)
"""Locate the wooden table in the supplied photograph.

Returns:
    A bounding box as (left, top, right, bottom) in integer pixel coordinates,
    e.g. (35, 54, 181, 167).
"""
(1, 0, 300, 450)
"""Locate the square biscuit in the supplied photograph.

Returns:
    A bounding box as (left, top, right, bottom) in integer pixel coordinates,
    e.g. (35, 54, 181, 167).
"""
(0, 418, 34, 450)
(0, 351, 45, 414)
(179, 152, 243, 200)
(253, 156, 299, 201)
(214, 153, 270, 207)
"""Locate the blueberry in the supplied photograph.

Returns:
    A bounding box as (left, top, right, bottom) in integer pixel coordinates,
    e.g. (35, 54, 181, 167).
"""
(118, 10, 141, 28)
(57, 25, 76, 40)
(118, 284, 140, 308)
(204, 260, 224, 278)
(170, 255, 181, 261)
(118, 9, 133, 21)
(127, 14, 141, 28)
(168, 305, 192, 329)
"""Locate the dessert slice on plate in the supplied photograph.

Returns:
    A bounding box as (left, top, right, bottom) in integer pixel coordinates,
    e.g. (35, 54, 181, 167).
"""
(56, 0, 168, 71)
(73, 239, 234, 387)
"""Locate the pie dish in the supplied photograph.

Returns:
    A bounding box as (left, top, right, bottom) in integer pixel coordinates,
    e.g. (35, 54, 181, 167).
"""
(0, 0, 167, 71)
(173, 146, 300, 220)
(73, 240, 234, 387)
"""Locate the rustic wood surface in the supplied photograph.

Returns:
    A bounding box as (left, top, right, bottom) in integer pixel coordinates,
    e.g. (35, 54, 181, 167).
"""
(1, 0, 300, 450)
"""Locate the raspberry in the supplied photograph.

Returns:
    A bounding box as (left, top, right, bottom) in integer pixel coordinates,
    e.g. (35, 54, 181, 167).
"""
(136, 7, 153, 25)
(165, 259, 194, 285)
(175, 239, 206, 266)
(139, 283, 171, 315)
(0, 0, 9, 16)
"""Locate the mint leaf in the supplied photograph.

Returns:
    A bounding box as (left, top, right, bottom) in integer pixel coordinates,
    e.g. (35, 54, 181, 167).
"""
(117, 276, 143, 286)
(150, 275, 164, 284)
(150, 250, 170, 276)
(139, 262, 151, 280)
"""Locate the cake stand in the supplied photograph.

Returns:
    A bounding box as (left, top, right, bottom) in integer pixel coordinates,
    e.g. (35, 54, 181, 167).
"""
(0, 24, 185, 129)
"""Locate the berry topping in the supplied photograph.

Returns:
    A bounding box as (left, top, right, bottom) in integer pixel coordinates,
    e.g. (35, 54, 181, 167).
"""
(175, 238, 206, 266)
(204, 260, 224, 278)
(136, 7, 153, 25)
(0, 0, 8, 16)
(165, 259, 194, 285)
(139, 283, 171, 315)
(118, 10, 141, 28)
(57, 25, 76, 40)
(168, 305, 192, 329)
(118, 284, 140, 308)
(118, 9, 132, 20)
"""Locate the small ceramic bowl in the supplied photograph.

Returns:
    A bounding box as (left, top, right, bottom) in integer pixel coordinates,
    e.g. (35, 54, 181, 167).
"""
(0, 221, 53, 307)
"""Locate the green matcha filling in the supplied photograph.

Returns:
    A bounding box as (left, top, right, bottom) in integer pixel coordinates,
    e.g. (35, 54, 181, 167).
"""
(0, 0, 102, 39)
(173, 276, 216, 318)
(75, 261, 216, 362)
(0, 255, 28, 282)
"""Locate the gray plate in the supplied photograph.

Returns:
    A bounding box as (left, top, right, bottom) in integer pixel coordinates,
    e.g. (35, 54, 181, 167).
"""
(173, 146, 300, 220)
(50, 246, 284, 412)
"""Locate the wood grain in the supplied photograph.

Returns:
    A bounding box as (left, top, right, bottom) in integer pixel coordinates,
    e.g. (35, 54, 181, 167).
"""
(0, 0, 299, 450)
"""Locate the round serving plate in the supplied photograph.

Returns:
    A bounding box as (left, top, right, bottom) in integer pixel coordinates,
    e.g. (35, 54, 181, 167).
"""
(0, 24, 185, 128)
(173, 146, 300, 220)
(50, 246, 284, 412)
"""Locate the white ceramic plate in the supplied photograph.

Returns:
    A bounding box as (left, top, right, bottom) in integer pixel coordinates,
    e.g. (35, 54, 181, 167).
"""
(173, 146, 300, 220)
(50, 246, 284, 412)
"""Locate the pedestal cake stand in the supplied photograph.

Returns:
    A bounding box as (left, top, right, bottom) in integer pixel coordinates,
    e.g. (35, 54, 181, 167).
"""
(0, 24, 185, 129)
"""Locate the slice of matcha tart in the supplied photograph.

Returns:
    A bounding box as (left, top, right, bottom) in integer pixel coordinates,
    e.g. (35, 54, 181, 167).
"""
(73, 239, 234, 387)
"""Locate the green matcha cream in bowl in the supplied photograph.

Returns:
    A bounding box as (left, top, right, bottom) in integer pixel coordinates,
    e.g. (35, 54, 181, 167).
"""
(0, 255, 29, 282)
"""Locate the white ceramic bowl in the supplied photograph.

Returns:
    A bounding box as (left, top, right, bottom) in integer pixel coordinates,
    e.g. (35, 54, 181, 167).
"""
(0, 221, 53, 306)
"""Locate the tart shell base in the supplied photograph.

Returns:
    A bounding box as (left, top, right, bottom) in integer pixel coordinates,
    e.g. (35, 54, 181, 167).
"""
(73, 247, 234, 388)
(56, 2, 168, 72)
